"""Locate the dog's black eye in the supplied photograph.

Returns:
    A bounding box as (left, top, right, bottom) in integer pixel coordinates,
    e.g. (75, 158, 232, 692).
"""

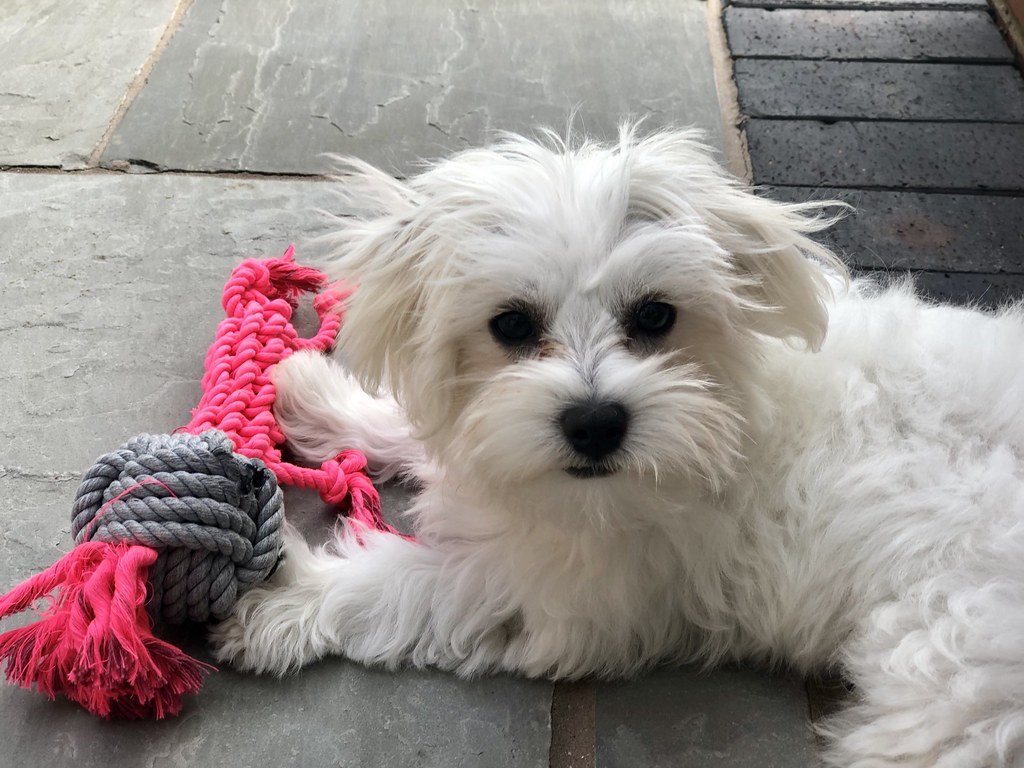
(632, 301, 676, 337)
(490, 310, 535, 346)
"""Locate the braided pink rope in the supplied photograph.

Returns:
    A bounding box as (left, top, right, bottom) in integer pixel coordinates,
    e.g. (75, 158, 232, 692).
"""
(184, 245, 391, 533)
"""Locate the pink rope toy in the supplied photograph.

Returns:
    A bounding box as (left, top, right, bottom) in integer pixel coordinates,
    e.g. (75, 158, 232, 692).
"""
(0, 247, 396, 719)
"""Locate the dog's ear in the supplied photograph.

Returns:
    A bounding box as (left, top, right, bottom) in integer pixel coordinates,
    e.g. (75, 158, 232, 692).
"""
(322, 162, 457, 434)
(703, 191, 847, 351)
(626, 129, 848, 351)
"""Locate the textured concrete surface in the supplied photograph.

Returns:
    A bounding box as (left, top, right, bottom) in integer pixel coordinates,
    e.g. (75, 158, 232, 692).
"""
(102, 0, 725, 176)
(0, 0, 178, 169)
(725, 8, 1012, 61)
(0, 173, 552, 768)
(596, 667, 816, 768)
(768, 187, 1024, 273)
(735, 61, 1024, 121)
(746, 120, 1024, 189)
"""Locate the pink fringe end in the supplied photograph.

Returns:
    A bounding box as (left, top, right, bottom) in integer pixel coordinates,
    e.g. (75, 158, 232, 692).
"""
(0, 541, 211, 719)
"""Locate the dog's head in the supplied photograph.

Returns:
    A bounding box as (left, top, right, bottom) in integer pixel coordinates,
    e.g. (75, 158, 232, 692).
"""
(325, 128, 845, 497)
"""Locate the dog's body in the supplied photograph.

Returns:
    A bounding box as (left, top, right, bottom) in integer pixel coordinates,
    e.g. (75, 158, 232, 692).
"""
(212, 129, 1024, 766)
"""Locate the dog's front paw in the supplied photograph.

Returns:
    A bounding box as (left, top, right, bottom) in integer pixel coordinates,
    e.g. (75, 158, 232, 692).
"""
(273, 350, 366, 464)
(209, 584, 325, 676)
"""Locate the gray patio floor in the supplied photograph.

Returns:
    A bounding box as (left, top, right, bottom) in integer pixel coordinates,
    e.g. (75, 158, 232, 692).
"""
(11, 0, 1017, 765)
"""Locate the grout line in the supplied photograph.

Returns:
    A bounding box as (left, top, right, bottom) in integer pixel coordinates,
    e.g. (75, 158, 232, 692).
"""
(0, 165, 333, 182)
(728, 1, 990, 9)
(854, 265, 1024, 277)
(729, 54, 1015, 65)
(740, 115, 1024, 125)
(549, 681, 597, 768)
(746, 117, 1024, 127)
(732, 56, 1021, 67)
(706, 0, 753, 182)
(728, 3, 995, 9)
(765, 182, 1024, 196)
(85, 0, 198, 168)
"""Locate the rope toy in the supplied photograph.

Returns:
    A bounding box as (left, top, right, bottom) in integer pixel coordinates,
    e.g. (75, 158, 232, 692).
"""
(71, 430, 283, 625)
(0, 247, 395, 719)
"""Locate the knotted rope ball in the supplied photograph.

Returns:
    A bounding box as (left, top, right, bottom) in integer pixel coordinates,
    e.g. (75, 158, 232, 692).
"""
(71, 430, 284, 624)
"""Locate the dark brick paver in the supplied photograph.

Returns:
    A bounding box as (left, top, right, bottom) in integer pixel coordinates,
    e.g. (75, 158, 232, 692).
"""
(725, 0, 1024, 307)
(726, 8, 1011, 60)
(734, 60, 1024, 121)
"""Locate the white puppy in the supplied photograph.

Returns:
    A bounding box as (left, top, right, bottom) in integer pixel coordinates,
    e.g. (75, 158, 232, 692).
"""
(212, 128, 1024, 767)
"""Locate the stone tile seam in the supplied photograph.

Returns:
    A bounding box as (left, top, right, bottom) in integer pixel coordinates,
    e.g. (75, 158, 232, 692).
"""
(85, 0, 199, 168)
(728, 54, 1014, 64)
(728, 2, 993, 8)
(725, 4, 999, 11)
(548, 681, 597, 768)
(729, 3, 988, 8)
(0, 165, 333, 183)
(732, 54, 1016, 64)
(741, 115, 1024, 125)
(856, 266, 1024, 277)
(766, 182, 1024, 197)
(708, 0, 754, 182)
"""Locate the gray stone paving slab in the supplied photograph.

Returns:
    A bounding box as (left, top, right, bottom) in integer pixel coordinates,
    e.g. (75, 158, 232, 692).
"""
(0, 173, 340, 476)
(102, 0, 725, 176)
(725, 8, 1012, 61)
(2, 655, 550, 768)
(596, 666, 817, 767)
(746, 120, 1024, 190)
(735, 61, 1024, 121)
(767, 187, 1024, 272)
(0, 171, 552, 767)
(0, 0, 178, 169)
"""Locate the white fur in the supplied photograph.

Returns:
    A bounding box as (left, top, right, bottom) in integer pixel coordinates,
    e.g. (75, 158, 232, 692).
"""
(211, 128, 1024, 767)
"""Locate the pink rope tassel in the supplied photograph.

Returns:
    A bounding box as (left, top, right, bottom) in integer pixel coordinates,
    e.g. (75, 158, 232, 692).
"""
(0, 542, 211, 718)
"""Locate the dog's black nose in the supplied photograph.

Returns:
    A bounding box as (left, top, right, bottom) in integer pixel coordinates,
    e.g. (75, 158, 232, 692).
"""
(559, 401, 629, 460)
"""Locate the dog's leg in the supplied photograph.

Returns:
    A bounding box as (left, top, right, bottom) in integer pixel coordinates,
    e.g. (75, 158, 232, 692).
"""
(210, 524, 515, 676)
(273, 350, 424, 481)
(820, 574, 1024, 767)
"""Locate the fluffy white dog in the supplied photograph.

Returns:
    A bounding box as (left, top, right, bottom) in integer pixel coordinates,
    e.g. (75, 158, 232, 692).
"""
(212, 128, 1024, 767)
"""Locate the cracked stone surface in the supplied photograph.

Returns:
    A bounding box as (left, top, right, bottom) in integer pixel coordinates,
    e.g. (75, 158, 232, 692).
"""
(0, 172, 552, 768)
(102, 0, 725, 176)
(0, 0, 179, 169)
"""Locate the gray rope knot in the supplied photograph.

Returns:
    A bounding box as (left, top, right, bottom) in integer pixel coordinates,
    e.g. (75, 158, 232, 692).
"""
(70, 430, 284, 624)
